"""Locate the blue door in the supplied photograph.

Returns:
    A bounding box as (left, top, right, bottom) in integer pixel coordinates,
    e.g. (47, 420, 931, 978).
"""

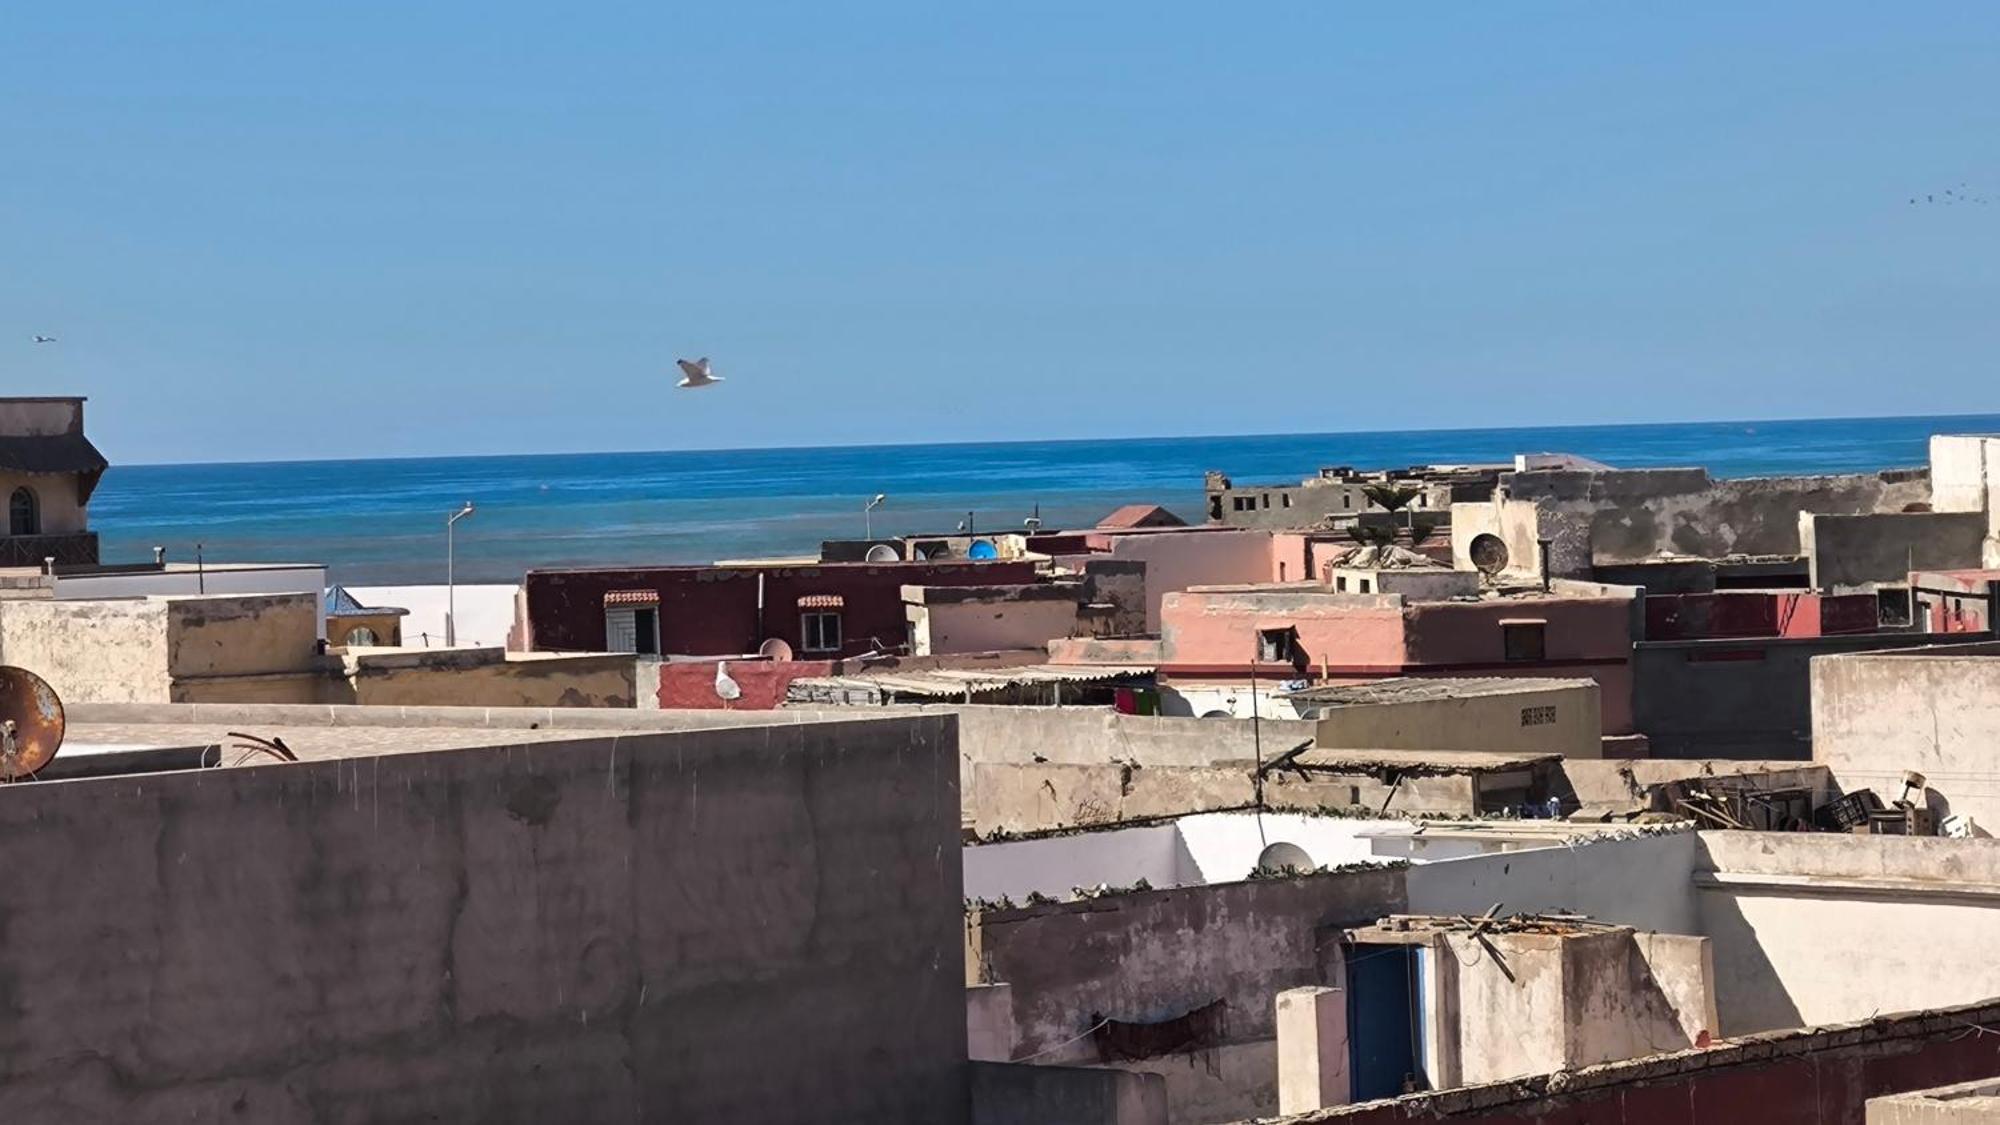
(1346, 944, 1422, 1101)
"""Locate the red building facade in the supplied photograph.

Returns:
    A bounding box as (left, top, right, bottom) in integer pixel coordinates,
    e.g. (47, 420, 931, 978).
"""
(519, 560, 1038, 659)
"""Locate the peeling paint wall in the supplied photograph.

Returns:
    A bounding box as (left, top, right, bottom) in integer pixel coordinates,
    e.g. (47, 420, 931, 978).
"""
(1811, 647, 2000, 826)
(968, 867, 1407, 1123)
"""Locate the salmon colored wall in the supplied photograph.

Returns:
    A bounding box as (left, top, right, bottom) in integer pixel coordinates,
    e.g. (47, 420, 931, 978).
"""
(1097, 530, 1279, 632)
(655, 659, 835, 709)
(1159, 591, 1409, 673)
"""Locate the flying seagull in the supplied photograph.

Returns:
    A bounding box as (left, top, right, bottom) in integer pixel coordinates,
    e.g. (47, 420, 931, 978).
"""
(31, 335, 55, 344)
(676, 357, 723, 389)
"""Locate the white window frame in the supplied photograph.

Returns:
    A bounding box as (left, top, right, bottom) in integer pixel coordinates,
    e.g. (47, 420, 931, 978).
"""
(801, 611, 843, 653)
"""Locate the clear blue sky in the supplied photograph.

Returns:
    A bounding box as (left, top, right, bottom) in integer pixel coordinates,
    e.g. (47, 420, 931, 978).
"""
(4, 3, 1996, 464)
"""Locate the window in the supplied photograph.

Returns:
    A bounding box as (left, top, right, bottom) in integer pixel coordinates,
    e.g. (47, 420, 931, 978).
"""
(1341, 494, 1352, 509)
(1278, 562, 1288, 581)
(1357, 577, 1372, 593)
(8, 487, 37, 536)
(802, 611, 843, 653)
(347, 625, 378, 646)
(1281, 493, 1292, 508)
(1261, 493, 1271, 509)
(1335, 576, 1348, 592)
(605, 607, 661, 655)
(1257, 626, 1299, 663)
(1503, 622, 1546, 662)
(1209, 495, 1223, 521)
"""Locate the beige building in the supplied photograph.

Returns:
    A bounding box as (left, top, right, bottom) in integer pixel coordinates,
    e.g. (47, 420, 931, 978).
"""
(0, 396, 108, 567)
(1287, 677, 1604, 760)
(0, 591, 640, 708)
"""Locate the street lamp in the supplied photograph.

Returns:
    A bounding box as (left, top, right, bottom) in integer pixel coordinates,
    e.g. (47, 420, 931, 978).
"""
(865, 493, 887, 539)
(446, 501, 475, 646)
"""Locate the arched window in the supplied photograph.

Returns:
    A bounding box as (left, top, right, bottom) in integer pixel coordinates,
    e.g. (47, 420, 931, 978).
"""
(346, 625, 378, 646)
(9, 488, 38, 536)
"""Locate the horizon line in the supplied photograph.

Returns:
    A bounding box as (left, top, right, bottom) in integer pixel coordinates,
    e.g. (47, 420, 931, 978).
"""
(105, 407, 2000, 473)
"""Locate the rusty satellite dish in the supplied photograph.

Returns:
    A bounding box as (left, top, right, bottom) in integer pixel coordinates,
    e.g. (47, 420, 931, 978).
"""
(1469, 533, 1511, 577)
(0, 666, 65, 781)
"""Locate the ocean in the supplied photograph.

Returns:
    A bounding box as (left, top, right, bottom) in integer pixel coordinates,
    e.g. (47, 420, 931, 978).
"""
(87, 414, 2000, 584)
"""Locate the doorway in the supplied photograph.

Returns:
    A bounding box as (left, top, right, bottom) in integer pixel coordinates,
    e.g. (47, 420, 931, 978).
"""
(1345, 944, 1425, 1100)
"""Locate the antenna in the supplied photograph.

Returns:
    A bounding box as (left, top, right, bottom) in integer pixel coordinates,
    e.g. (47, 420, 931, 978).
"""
(0, 666, 65, 781)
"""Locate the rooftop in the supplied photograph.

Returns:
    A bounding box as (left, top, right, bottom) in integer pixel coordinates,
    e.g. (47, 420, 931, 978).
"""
(1283, 675, 1599, 706)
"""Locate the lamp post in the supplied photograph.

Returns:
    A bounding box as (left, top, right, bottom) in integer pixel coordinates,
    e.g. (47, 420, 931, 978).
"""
(865, 493, 887, 539)
(446, 501, 475, 646)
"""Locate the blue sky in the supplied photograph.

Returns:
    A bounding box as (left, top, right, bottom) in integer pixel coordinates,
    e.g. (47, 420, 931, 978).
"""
(3, 3, 1996, 463)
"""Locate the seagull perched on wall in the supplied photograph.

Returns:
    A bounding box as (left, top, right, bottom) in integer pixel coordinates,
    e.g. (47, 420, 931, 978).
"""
(676, 357, 723, 389)
(714, 660, 742, 708)
(31, 335, 55, 344)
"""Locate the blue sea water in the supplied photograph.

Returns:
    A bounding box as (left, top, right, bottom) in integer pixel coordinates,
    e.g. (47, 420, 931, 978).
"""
(87, 414, 2000, 584)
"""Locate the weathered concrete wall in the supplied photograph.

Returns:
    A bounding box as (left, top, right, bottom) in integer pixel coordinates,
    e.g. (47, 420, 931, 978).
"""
(970, 1062, 1167, 1125)
(165, 592, 319, 678)
(342, 651, 639, 708)
(1455, 468, 1931, 577)
(1406, 830, 1701, 936)
(1812, 646, 2000, 825)
(969, 867, 1407, 1123)
(1695, 832, 2000, 1036)
(1314, 682, 1600, 759)
(0, 597, 174, 701)
(1635, 632, 1982, 760)
(1802, 511, 1986, 592)
(58, 565, 330, 640)
(966, 761, 1254, 837)
(1931, 435, 2000, 568)
(0, 716, 969, 1124)
(1868, 1078, 2000, 1124)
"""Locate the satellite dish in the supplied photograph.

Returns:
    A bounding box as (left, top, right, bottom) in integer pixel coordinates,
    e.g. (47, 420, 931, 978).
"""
(758, 637, 795, 661)
(1469, 533, 1511, 577)
(864, 543, 899, 563)
(967, 539, 999, 560)
(0, 666, 65, 781)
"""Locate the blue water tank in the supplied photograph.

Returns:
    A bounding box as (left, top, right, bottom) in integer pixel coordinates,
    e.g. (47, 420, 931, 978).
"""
(967, 539, 998, 560)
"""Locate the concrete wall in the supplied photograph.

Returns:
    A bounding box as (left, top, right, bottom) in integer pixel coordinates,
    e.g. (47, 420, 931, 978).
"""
(1931, 435, 2000, 568)
(911, 593, 1082, 656)
(342, 650, 639, 708)
(1695, 832, 2000, 1036)
(0, 715, 969, 1124)
(1802, 511, 1986, 592)
(970, 1062, 1167, 1125)
(0, 596, 175, 701)
(1454, 468, 1931, 578)
(165, 592, 319, 678)
(969, 866, 1408, 1123)
(1406, 829, 1702, 936)
(58, 565, 329, 639)
(1812, 646, 2000, 826)
(966, 761, 1254, 838)
(1635, 632, 1982, 760)
(0, 398, 83, 436)
(1094, 531, 1278, 632)
(1868, 1078, 2000, 1124)
(1313, 682, 1600, 759)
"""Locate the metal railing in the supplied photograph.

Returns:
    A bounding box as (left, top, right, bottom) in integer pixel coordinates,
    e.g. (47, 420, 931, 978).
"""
(0, 532, 101, 568)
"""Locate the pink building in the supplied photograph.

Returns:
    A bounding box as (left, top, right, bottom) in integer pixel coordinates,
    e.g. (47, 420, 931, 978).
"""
(1153, 582, 1641, 733)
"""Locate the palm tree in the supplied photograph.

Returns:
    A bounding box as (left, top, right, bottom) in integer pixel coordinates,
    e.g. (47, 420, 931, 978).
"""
(1361, 483, 1423, 531)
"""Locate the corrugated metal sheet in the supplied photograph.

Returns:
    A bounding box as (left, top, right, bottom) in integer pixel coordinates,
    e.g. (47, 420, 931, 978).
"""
(788, 663, 1154, 701)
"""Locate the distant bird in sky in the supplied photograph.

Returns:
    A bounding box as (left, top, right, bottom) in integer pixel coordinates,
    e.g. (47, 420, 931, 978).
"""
(714, 660, 742, 706)
(31, 335, 55, 344)
(1909, 185, 1989, 205)
(676, 357, 723, 388)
